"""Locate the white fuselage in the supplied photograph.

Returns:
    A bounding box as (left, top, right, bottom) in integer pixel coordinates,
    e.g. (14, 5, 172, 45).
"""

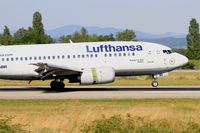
(0, 42, 188, 80)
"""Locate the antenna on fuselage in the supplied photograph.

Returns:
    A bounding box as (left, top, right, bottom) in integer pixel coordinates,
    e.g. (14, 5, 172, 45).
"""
(69, 40, 73, 44)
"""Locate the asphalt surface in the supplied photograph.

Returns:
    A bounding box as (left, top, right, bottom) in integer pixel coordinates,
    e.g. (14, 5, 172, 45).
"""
(0, 86, 200, 99)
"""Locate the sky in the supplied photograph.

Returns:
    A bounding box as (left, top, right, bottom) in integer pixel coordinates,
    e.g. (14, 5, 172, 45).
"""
(0, 0, 199, 34)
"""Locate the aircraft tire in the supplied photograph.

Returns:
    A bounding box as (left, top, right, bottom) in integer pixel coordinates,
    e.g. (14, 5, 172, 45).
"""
(50, 80, 57, 90)
(58, 82, 65, 90)
(151, 81, 159, 87)
(50, 81, 65, 90)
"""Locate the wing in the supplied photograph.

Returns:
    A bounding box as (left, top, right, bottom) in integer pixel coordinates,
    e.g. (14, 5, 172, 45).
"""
(30, 63, 82, 80)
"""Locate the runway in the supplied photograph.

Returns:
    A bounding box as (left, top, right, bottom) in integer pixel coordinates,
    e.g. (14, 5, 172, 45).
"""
(0, 86, 200, 99)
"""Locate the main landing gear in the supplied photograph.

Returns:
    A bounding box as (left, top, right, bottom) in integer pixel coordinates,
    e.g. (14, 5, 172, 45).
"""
(50, 79, 65, 90)
(151, 75, 159, 87)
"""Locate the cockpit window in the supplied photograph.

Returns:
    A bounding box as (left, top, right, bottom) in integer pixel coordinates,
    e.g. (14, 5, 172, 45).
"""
(163, 50, 173, 54)
(167, 50, 172, 54)
(163, 50, 167, 54)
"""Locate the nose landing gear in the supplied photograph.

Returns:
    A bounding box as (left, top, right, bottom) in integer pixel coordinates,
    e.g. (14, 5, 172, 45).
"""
(151, 75, 159, 87)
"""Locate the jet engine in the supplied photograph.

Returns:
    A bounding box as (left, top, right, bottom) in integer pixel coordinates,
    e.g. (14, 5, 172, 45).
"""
(80, 67, 115, 85)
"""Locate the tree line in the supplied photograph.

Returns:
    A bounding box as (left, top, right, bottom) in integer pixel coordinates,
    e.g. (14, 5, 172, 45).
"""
(59, 27, 136, 43)
(0, 12, 136, 45)
(0, 11, 200, 60)
(0, 12, 54, 45)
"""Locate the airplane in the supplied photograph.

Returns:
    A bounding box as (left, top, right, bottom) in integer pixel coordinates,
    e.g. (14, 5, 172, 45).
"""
(0, 41, 188, 89)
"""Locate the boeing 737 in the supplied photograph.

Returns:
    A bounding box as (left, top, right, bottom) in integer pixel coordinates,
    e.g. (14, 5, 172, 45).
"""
(0, 41, 188, 89)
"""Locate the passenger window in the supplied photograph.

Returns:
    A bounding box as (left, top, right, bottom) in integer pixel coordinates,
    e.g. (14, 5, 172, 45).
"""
(114, 53, 117, 56)
(73, 55, 76, 58)
(104, 54, 107, 57)
(109, 54, 112, 57)
(123, 53, 126, 56)
(77, 55, 80, 58)
(95, 54, 98, 58)
(34, 57, 37, 60)
(132, 53, 135, 56)
(119, 53, 122, 56)
(25, 57, 28, 61)
(16, 57, 18, 61)
(52, 56, 55, 59)
(57, 55, 60, 59)
(43, 56, 46, 60)
(29, 57, 32, 60)
(6, 58, 9, 61)
(48, 56, 51, 60)
(82, 55, 85, 58)
(90, 54, 93, 58)
(11, 58, 14, 61)
(86, 54, 89, 58)
(2, 58, 4, 61)
(38, 57, 41, 60)
(20, 57, 23, 61)
(62, 55, 65, 59)
(67, 55, 70, 59)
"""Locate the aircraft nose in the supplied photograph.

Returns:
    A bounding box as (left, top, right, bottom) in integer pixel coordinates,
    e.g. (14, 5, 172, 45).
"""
(182, 55, 189, 65)
(177, 54, 188, 66)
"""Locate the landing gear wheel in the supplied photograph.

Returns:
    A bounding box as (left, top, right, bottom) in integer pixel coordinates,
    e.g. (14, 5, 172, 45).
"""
(50, 80, 65, 90)
(50, 80, 57, 90)
(151, 81, 159, 87)
(58, 82, 65, 90)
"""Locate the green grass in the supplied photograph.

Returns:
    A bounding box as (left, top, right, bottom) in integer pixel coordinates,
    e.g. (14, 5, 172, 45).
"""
(0, 115, 28, 133)
(82, 114, 200, 133)
(0, 99, 200, 132)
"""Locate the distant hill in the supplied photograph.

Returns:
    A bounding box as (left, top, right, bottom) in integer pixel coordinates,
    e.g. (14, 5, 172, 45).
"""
(46, 25, 186, 39)
(45, 25, 187, 48)
(136, 31, 186, 40)
(46, 25, 121, 38)
(140, 37, 187, 48)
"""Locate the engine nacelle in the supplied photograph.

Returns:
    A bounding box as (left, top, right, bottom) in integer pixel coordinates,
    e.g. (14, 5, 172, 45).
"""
(80, 67, 115, 85)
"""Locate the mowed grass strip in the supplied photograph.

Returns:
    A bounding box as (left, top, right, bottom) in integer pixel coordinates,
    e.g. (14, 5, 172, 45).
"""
(0, 99, 200, 132)
(0, 71, 200, 86)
